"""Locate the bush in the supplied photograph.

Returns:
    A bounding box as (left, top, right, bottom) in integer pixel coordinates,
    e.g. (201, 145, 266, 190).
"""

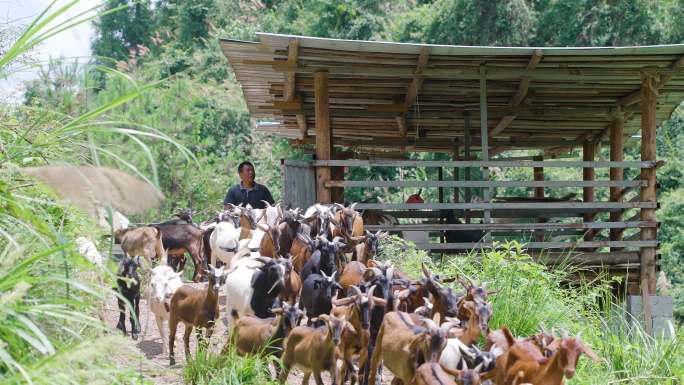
(183, 345, 278, 385)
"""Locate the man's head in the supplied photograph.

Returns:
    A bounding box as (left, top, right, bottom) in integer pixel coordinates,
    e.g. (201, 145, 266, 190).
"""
(237, 161, 255, 185)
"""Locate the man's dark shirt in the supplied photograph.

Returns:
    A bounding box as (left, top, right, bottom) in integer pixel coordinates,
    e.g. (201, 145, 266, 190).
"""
(223, 182, 274, 209)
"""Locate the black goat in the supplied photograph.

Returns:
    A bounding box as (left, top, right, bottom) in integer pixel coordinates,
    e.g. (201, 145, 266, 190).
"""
(300, 236, 346, 283)
(116, 255, 141, 340)
(300, 271, 342, 326)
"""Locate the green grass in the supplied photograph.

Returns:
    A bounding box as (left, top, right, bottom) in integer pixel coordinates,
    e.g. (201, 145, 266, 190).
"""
(379, 235, 684, 385)
(183, 344, 278, 385)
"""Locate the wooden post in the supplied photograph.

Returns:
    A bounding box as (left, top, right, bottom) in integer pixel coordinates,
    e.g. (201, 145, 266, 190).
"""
(480, 66, 491, 241)
(314, 70, 332, 203)
(331, 149, 345, 203)
(464, 112, 471, 223)
(453, 143, 460, 203)
(583, 140, 596, 241)
(438, 166, 445, 248)
(533, 155, 545, 242)
(610, 109, 625, 250)
(640, 71, 658, 334)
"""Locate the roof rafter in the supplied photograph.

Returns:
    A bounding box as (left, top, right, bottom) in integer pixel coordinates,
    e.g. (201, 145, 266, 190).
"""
(490, 49, 543, 137)
(283, 38, 308, 139)
(398, 47, 430, 137)
(617, 54, 684, 106)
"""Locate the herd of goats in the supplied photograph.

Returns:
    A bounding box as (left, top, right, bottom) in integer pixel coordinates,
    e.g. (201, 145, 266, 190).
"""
(112, 202, 599, 385)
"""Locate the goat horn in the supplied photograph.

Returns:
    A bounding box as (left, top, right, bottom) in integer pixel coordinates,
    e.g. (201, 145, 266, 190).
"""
(267, 278, 281, 294)
(321, 270, 329, 280)
(331, 271, 337, 281)
(421, 262, 431, 278)
(351, 285, 363, 297)
(261, 200, 272, 209)
(473, 361, 484, 373)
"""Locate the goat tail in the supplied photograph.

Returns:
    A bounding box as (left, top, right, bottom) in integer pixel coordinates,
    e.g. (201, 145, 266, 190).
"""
(231, 309, 239, 321)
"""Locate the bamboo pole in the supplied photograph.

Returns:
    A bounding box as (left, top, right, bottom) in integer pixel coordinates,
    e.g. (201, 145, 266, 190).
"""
(314, 70, 332, 203)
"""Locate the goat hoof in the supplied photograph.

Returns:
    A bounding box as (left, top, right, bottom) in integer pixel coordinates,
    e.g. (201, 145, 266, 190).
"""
(169, 357, 175, 366)
(131, 332, 138, 340)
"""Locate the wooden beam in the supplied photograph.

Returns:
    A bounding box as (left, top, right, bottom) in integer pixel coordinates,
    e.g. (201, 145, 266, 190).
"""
(314, 70, 332, 203)
(617, 55, 684, 106)
(324, 179, 645, 188)
(354, 202, 657, 210)
(640, 71, 658, 297)
(610, 109, 625, 249)
(284, 38, 299, 102)
(464, 111, 472, 218)
(533, 155, 546, 242)
(364, 221, 658, 231)
(489, 49, 542, 137)
(398, 47, 430, 136)
(312, 159, 657, 168)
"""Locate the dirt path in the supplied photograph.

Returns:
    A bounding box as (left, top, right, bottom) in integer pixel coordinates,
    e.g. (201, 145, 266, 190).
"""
(105, 282, 393, 385)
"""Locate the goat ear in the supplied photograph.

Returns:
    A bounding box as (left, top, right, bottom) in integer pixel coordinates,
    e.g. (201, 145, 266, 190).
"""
(579, 341, 601, 362)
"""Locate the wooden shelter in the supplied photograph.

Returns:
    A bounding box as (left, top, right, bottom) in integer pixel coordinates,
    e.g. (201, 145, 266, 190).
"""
(220, 33, 684, 307)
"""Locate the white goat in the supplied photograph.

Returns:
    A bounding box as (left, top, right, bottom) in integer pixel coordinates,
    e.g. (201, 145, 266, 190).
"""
(209, 220, 245, 268)
(147, 265, 183, 355)
(75, 237, 103, 266)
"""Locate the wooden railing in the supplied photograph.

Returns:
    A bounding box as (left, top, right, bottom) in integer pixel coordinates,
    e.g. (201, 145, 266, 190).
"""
(308, 158, 660, 267)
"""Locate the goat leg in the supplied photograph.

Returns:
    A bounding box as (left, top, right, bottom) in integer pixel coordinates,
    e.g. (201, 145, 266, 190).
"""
(131, 294, 140, 340)
(368, 327, 384, 385)
(155, 315, 167, 355)
(313, 371, 325, 385)
(169, 317, 179, 366)
(184, 325, 193, 359)
(116, 296, 127, 335)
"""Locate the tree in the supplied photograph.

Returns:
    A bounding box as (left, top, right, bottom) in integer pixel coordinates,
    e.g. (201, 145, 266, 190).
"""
(91, 0, 155, 63)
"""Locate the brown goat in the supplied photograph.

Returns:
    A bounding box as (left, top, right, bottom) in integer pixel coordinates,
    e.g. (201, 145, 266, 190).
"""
(257, 223, 282, 258)
(279, 256, 302, 305)
(368, 311, 451, 385)
(445, 300, 492, 346)
(168, 265, 226, 365)
(413, 362, 482, 385)
(513, 334, 599, 385)
(291, 233, 315, 273)
(279, 313, 354, 385)
(489, 326, 550, 385)
(227, 301, 304, 357)
(118, 226, 166, 262)
(331, 285, 384, 385)
(339, 261, 367, 292)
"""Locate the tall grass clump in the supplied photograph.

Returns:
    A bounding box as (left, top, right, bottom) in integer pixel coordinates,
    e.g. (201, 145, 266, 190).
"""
(1, 1, 191, 383)
(378, 235, 684, 384)
(183, 345, 278, 385)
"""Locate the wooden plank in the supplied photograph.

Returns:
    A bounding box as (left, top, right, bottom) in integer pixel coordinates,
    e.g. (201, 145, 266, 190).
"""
(640, 71, 658, 297)
(364, 221, 657, 231)
(396, 115, 407, 137)
(312, 159, 657, 168)
(464, 111, 472, 214)
(314, 70, 332, 203)
(420, 240, 658, 250)
(354, 202, 657, 210)
(324, 180, 645, 188)
(533, 251, 640, 265)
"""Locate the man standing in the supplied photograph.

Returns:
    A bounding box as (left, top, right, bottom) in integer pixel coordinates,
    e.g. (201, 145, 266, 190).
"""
(223, 161, 275, 210)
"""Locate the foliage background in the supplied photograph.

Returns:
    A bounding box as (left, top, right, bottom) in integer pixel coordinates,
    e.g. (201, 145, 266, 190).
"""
(4, 1, 684, 383)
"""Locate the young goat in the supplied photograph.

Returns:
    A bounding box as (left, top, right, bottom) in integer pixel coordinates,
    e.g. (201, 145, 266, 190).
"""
(228, 301, 304, 357)
(368, 311, 451, 385)
(331, 285, 383, 385)
(413, 362, 483, 385)
(168, 265, 226, 365)
(147, 265, 183, 355)
(116, 255, 142, 340)
(279, 313, 354, 385)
